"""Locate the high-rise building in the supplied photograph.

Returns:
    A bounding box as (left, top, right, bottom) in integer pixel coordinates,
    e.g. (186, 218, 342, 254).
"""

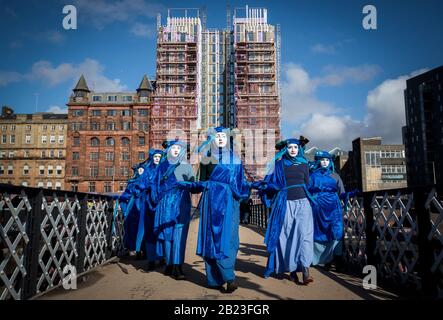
(153, 6, 281, 179)
(0, 106, 67, 189)
(402, 66, 443, 186)
(338, 137, 408, 192)
(65, 75, 154, 193)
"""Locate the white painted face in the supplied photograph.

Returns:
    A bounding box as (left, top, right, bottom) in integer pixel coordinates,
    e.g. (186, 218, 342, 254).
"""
(153, 153, 162, 165)
(170, 145, 182, 158)
(137, 167, 144, 175)
(320, 158, 330, 168)
(215, 132, 228, 148)
(287, 144, 299, 158)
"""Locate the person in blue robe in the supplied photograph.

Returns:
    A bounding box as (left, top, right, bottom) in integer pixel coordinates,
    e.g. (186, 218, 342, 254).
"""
(151, 139, 195, 280)
(253, 138, 315, 285)
(119, 162, 148, 257)
(141, 149, 165, 271)
(188, 126, 250, 293)
(308, 150, 346, 270)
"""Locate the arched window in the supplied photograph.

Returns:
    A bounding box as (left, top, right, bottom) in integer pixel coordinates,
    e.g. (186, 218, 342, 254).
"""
(105, 137, 115, 146)
(121, 137, 130, 146)
(90, 137, 100, 147)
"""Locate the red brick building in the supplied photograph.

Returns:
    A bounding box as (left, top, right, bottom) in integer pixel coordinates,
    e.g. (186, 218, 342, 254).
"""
(65, 75, 155, 193)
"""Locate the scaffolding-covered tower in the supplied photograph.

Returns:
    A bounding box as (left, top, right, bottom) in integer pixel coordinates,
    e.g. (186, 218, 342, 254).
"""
(233, 6, 281, 179)
(151, 9, 203, 148)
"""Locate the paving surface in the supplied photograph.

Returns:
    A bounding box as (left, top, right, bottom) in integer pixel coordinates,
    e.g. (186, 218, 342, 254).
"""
(38, 219, 398, 300)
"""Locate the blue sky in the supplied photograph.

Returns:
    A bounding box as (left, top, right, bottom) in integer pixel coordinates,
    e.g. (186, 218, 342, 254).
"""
(1, 0, 442, 150)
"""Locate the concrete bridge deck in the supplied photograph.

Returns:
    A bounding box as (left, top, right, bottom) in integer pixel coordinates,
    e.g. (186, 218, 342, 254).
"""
(38, 219, 398, 300)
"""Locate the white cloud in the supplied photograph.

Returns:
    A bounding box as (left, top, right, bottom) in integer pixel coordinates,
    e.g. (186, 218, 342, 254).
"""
(315, 64, 382, 87)
(130, 22, 156, 38)
(364, 68, 428, 143)
(311, 43, 336, 54)
(72, 0, 164, 31)
(35, 30, 66, 44)
(46, 105, 68, 114)
(284, 65, 429, 151)
(0, 58, 127, 91)
(0, 71, 23, 86)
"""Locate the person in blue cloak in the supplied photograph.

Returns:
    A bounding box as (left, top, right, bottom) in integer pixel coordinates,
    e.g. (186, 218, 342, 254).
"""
(308, 150, 345, 270)
(151, 139, 195, 280)
(253, 138, 315, 285)
(141, 149, 165, 271)
(189, 126, 250, 293)
(118, 162, 148, 258)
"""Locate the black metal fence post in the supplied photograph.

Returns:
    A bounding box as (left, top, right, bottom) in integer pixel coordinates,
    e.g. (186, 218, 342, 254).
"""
(415, 186, 438, 298)
(22, 189, 44, 300)
(363, 192, 377, 268)
(105, 198, 114, 260)
(75, 194, 88, 275)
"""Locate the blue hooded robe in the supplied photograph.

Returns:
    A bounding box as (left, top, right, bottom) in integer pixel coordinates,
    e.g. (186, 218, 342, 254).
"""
(119, 162, 147, 252)
(194, 127, 251, 287)
(255, 138, 314, 278)
(308, 151, 345, 266)
(142, 149, 165, 263)
(151, 140, 195, 266)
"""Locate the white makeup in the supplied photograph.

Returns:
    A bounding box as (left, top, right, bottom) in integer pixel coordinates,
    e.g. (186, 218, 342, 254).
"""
(153, 153, 162, 165)
(320, 158, 330, 168)
(137, 167, 144, 175)
(169, 145, 182, 158)
(287, 143, 299, 158)
(215, 132, 228, 148)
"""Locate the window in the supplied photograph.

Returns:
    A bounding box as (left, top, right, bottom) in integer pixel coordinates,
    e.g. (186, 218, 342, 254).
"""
(91, 122, 100, 130)
(74, 137, 80, 146)
(51, 125, 56, 131)
(2, 134, 7, 143)
(24, 151, 30, 158)
(49, 150, 55, 158)
(121, 109, 131, 116)
(105, 167, 114, 176)
(7, 165, 13, 175)
(138, 136, 145, 146)
(25, 135, 31, 144)
(90, 137, 100, 147)
(72, 110, 84, 117)
(107, 110, 117, 116)
(121, 137, 130, 146)
(56, 165, 62, 175)
(23, 165, 29, 175)
(88, 182, 96, 193)
(0, 166, 4, 175)
(72, 167, 78, 176)
(107, 96, 118, 102)
(92, 96, 102, 102)
(37, 182, 44, 188)
(120, 167, 129, 177)
(122, 96, 132, 102)
(22, 182, 28, 187)
(50, 136, 56, 144)
(90, 152, 99, 161)
(121, 152, 130, 161)
(0, 151, 5, 158)
(91, 110, 101, 117)
(73, 152, 80, 160)
(55, 181, 61, 190)
(121, 122, 131, 130)
(41, 135, 47, 144)
(104, 182, 112, 193)
(1, 125, 6, 132)
(42, 125, 47, 131)
(119, 183, 126, 191)
(26, 125, 31, 131)
(10, 125, 15, 131)
(48, 165, 53, 175)
(59, 125, 64, 131)
(89, 166, 98, 177)
(71, 183, 78, 192)
(10, 135, 15, 144)
(106, 122, 115, 130)
(105, 152, 114, 161)
(138, 152, 145, 161)
(105, 137, 115, 146)
(58, 136, 64, 144)
(47, 182, 53, 190)
(41, 150, 46, 158)
(8, 151, 14, 158)
(138, 109, 148, 116)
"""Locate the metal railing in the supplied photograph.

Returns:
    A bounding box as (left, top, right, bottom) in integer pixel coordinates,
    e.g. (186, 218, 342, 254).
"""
(249, 184, 443, 297)
(0, 184, 125, 300)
